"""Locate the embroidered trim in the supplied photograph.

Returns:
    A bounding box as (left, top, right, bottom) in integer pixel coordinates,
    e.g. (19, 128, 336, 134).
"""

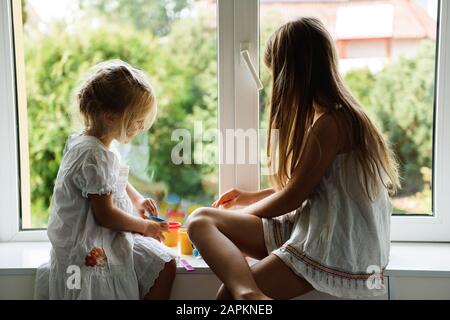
(283, 244, 385, 280)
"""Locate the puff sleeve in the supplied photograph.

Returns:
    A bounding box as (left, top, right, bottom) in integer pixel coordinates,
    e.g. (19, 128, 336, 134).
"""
(73, 148, 120, 198)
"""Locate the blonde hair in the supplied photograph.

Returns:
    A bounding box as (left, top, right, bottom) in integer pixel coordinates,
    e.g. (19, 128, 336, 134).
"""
(77, 60, 157, 143)
(264, 17, 400, 199)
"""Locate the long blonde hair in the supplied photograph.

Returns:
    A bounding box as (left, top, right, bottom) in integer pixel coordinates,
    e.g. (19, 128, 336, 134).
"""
(264, 17, 400, 199)
(77, 60, 157, 143)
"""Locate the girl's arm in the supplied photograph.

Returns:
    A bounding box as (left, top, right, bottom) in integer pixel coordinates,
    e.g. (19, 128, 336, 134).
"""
(242, 114, 340, 218)
(89, 193, 166, 239)
(212, 187, 275, 209)
(126, 182, 143, 206)
(126, 182, 159, 217)
(253, 188, 276, 202)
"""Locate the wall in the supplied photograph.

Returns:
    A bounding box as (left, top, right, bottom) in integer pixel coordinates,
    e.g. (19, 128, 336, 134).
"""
(0, 273, 387, 300)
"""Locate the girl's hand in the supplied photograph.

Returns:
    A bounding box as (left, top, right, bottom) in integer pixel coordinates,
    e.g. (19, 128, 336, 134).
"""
(142, 220, 168, 242)
(212, 188, 256, 209)
(136, 198, 159, 219)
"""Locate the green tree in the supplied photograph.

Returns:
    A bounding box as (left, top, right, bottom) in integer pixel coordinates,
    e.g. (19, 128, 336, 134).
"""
(21, 0, 28, 24)
(79, 0, 191, 36)
(345, 41, 435, 196)
(24, 6, 217, 226)
(146, 16, 217, 201)
(344, 68, 377, 120)
(25, 22, 160, 226)
(371, 42, 435, 195)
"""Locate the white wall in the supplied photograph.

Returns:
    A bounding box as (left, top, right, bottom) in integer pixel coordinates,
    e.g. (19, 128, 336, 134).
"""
(346, 39, 387, 58)
(0, 273, 386, 300)
(392, 39, 422, 59)
(3, 272, 450, 299)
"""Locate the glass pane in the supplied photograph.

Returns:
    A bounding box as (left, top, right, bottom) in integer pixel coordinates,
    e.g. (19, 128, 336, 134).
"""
(259, 0, 438, 215)
(18, 0, 217, 228)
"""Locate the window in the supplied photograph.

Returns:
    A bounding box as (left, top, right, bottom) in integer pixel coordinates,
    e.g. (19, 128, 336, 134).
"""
(257, 0, 450, 241)
(11, 0, 217, 230)
(259, 0, 439, 217)
(1, 0, 450, 242)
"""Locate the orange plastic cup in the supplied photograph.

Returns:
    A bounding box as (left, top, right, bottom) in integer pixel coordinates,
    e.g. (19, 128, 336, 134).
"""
(178, 228, 193, 255)
(163, 221, 181, 247)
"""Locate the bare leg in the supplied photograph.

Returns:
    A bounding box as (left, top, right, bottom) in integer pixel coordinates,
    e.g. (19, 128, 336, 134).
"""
(217, 254, 314, 300)
(143, 259, 177, 300)
(187, 207, 269, 300)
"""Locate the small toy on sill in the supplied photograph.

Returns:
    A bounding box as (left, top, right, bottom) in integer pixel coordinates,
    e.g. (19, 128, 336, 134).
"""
(144, 213, 166, 222)
(178, 228, 193, 255)
(163, 221, 182, 247)
(193, 246, 201, 259)
(179, 258, 195, 272)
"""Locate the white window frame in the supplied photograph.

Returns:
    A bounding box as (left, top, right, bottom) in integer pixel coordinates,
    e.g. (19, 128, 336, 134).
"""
(0, 0, 47, 241)
(390, 0, 450, 241)
(218, 0, 260, 194)
(0, 0, 449, 242)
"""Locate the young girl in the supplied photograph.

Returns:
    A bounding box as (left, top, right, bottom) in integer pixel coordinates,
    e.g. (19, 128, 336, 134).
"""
(187, 17, 399, 300)
(35, 60, 177, 300)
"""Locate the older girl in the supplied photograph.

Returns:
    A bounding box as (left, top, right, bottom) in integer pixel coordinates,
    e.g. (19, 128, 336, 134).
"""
(188, 18, 399, 300)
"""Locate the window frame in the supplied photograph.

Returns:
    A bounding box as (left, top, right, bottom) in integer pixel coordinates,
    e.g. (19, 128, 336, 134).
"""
(0, 0, 449, 242)
(389, 0, 450, 241)
(218, 0, 260, 194)
(0, 0, 46, 241)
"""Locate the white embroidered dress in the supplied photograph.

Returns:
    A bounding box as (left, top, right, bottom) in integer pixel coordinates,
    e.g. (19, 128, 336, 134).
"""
(34, 135, 176, 300)
(263, 152, 392, 298)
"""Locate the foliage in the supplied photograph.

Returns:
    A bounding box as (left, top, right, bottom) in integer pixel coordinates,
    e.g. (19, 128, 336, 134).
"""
(79, 0, 191, 36)
(344, 41, 435, 196)
(24, 9, 216, 226)
(21, 0, 27, 23)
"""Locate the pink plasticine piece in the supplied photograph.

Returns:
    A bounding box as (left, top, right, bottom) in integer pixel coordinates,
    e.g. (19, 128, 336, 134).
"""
(180, 259, 195, 272)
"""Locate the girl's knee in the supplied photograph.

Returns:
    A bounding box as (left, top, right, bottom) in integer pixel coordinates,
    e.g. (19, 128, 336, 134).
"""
(144, 260, 177, 300)
(189, 207, 213, 221)
(162, 259, 177, 279)
(187, 207, 214, 239)
(167, 259, 177, 273)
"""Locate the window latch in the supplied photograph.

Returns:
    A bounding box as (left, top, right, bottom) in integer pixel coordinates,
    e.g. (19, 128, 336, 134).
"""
(240, 46, 264, 91)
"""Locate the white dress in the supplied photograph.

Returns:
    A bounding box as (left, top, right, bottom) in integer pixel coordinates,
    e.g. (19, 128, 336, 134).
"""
(34, 135, 177, 300)
(262, 152, 392, 299)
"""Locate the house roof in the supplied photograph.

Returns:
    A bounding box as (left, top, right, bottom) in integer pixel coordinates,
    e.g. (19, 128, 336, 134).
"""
(260, 0, 437, 40)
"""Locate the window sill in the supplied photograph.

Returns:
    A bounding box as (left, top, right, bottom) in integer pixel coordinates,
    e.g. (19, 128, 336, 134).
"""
(0, 241, 259, 275)
(0, 241, 449, 277)
(385, 242, 450, 277)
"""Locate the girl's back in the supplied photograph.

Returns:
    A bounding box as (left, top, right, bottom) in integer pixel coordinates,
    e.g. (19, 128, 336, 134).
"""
(48, 135, 122, 261)
(263, 112, 391, 298)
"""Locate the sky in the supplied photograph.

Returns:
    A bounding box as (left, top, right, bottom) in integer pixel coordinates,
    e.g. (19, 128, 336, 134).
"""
(28, 0, 78, 22)
(27, 0, 437, 27)
(28, 0, 439, 24)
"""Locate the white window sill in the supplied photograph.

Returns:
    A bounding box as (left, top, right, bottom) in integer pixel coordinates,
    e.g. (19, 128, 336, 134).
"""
(0, 241, 450, 277)
(0, 241, 260, 275)
(385, 242, 450, 277)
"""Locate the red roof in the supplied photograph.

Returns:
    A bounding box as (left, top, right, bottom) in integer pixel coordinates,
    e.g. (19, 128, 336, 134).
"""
(260, 0, 436, 40)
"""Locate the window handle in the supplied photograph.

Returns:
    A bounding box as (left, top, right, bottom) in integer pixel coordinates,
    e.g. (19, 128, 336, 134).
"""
(241, 49, 264, 91)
